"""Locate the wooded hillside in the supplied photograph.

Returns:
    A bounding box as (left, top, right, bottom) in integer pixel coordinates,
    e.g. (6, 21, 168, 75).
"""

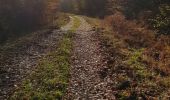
(0, 0, 59, 43)
(106, 0, 170, 34)
(59, 0, 170, 34)
(60, 0, 107, 17)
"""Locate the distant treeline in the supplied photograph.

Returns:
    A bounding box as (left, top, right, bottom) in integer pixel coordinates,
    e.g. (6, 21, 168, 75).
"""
(106, 0, 170, 34)
(0, 0, 59, 43)
(59, 0, 107, 17)
(60, 0, 170, 34)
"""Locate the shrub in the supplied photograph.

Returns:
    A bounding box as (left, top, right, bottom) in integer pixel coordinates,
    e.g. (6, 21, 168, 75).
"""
(150, 4, 170, 35)
(104, 12, 156, 48)
(104, 11, 170, 75)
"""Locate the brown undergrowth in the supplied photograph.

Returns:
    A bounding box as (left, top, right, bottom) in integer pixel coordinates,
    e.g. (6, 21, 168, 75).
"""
(96, 12, 170, 99)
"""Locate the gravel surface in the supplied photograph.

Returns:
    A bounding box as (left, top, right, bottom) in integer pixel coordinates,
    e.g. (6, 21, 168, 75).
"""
(0, 29, 64, 99)
(64, 16, 115, 100)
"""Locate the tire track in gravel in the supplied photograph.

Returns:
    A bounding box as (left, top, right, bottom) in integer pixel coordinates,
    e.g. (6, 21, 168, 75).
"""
(64, 16, 115, 100)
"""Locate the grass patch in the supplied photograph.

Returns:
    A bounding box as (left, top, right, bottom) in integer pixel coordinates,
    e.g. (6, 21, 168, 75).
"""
(10, 32, 74, 100)
(126, 48, 156, 79)
(70, 16, 81, 32)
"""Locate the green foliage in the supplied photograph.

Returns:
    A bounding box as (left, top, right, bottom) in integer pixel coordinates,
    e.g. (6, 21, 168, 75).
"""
(150, 4, 170, 34)
(128, 49, 144, 65)
(127, 49, 155, 79)
(105, 0, 170, 34)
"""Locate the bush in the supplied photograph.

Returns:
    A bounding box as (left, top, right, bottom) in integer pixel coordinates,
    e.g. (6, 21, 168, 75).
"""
(104, 11, 170, 75)
(104, 12, 155, 48)
(150, 4, 170, 35)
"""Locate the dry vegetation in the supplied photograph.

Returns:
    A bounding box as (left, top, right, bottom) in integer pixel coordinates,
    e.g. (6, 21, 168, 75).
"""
(95, 11, 170, 99)
(0, 0, 169, 99)
(104, 12, 170, 75)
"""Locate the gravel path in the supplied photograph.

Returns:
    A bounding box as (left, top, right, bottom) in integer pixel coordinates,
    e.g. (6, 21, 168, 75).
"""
(64, 16, 115, 100)
(0, 29, 64, 99)
(0, 16, 115, 100)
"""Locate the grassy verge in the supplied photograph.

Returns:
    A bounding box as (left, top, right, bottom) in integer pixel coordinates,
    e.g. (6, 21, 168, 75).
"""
(10, 32, 74, 100)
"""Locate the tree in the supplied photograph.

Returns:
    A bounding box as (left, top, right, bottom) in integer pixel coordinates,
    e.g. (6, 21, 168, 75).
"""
(59, 0, 107, 17)
(151, 4, 170, 34)
(0, 0, 59, 43)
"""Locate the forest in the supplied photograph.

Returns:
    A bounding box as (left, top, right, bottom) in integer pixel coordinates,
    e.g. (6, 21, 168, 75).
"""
(0, 0, 59, 42)
(60, 0, 170, 34)
(0, 0, 169, 42)
(0, 0, 170, 99)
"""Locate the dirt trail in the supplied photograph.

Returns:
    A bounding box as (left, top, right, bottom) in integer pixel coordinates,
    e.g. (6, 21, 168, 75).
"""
(0, 16, 115, 99)
(64, 16, 115, 99)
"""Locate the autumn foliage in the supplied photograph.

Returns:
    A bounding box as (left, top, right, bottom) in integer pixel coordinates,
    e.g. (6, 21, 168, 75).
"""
(104, 11, 170, 74)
